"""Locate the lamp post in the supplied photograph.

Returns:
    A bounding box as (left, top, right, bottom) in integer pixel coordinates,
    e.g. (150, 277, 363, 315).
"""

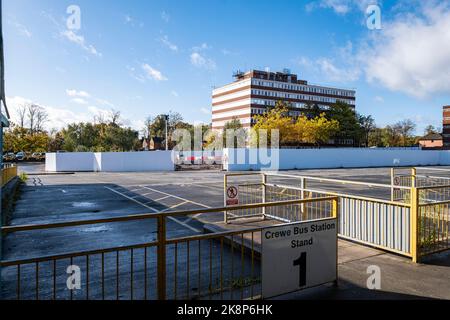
(164, 114, 169, 151)
(0, 0, 11, 288)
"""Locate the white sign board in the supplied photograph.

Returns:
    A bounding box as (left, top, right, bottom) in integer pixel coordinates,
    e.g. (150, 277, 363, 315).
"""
(226, 185, 239, 206)
(262, 218, 337, 298)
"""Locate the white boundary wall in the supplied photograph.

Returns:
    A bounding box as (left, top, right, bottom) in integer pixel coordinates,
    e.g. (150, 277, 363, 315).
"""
(45, 152, 174, 172)
(45, 152, 96, 172)
(223, 148, 450, 171)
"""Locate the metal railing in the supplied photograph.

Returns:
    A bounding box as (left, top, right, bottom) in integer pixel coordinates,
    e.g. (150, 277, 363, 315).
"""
(265, 175, 412, 256)
(416, 186, 450, 257)
(224, 170, 450, 262)
(1, 164, 17, 187)
(0, 197, 338, 300)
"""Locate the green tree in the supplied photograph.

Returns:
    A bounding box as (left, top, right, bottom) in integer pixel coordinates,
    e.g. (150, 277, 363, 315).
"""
(358, 114, 376, 147)
(251, 101, 339, 147)
(303, 103, 323, 119)
(60, 113, 139, 152)
(252, 102, 293, 146)
(146, 111, 186, 149)
(327, 101, 363, 146)
(223, 117, 246, 148)
(368, 127, 385, 147)
(393, 119, 416, 146)
(3, 125, 49, 153)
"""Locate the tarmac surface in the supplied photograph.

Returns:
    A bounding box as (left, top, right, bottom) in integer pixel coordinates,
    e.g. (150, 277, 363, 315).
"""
(1, 163, 449, 300)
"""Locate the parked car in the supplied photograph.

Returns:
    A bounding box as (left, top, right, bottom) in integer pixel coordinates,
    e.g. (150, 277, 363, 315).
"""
(15, 151, 26, 161)
(31, 152, 46, 162)
(2, 152, 15, 162)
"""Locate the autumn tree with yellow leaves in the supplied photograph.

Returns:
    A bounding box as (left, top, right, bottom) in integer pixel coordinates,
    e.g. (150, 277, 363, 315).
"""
(251, 101, 339, 147)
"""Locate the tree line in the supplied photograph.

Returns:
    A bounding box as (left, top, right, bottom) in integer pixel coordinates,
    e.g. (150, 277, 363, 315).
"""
(3, 101, 431, 154)
(3, 104, 204, 153)
(254, 101, 425, 148)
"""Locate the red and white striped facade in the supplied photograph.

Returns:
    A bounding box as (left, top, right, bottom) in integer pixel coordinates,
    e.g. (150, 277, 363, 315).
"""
(212, 70, 356, 131)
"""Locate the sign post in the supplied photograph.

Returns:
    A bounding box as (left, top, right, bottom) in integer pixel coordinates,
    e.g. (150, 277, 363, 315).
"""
(262, 218, 338, 298)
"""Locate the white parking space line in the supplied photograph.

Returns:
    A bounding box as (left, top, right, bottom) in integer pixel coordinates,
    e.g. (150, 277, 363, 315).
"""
(155, 195, 171, 201)
(128, 187, 146, 192)
(121, 180, 223, 188)
(140, 186, 211, 209)
(160, 201, 189, 212)
(105, 187, 159, 212)
(105, 186, 201, 233)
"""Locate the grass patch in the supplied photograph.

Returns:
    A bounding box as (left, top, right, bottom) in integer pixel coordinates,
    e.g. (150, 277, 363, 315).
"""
(19, 172, 28, 182)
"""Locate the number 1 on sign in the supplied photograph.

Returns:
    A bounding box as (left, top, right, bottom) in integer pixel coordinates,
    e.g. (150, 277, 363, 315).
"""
(293, 252, 307, 287)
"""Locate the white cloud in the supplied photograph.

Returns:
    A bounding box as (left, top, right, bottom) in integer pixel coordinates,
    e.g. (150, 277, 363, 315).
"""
(8, 18, 32, 37)
(300, 2, 450, 97)
(161, 11, 170, 23)
(221, 49, 239, 56)
(295, 5, 450, 98)
(127, 66, 146, 83)
(160, 35, 178, 52)
(71, 98, 88, 105)
(362, 3, 450, 98)
(142, 64, 168, 81)
(192, 43, 212, 52)
(88, 106, 111, 119)
(200, 107, 210, 115)
(96, 98, 115, 108)
(7, 96, 92, 130)
(60, 30, 102, 57)
(171, 90, 179, 97)
(66, 89, 90, 98)
(374, 96, 384, 103)
(295, 55, 360, 83)
(13, 21, 33, 38)
(305, 0, 378, 15)
(316, 58, 360, 82)
(190, 52, 217, 70)
(190, 43, 216, 70)
(6, 96, 142, 131)
(124, 14, 144, 28)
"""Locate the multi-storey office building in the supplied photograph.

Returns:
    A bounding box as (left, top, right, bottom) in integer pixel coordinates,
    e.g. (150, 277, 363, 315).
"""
(443, 106, 450, 147)
(211, 69, 356, 131)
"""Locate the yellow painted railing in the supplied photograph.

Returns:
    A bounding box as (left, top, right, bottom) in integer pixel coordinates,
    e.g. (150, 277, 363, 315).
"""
(1, 165, 17, 187)
(225, 170, 450, 263)
(0, 196, 338, 300)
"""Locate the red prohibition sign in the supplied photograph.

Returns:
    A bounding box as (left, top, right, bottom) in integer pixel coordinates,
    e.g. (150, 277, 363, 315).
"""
(227, 186, 238, 199)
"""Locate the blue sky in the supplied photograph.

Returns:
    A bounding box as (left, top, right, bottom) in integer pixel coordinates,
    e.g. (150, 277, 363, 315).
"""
(4, 0, 450, 135)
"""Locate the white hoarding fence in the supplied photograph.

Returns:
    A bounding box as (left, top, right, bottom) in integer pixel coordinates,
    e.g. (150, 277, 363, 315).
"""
(223, 148, 450, 171)
(45, 151, 174, 172)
